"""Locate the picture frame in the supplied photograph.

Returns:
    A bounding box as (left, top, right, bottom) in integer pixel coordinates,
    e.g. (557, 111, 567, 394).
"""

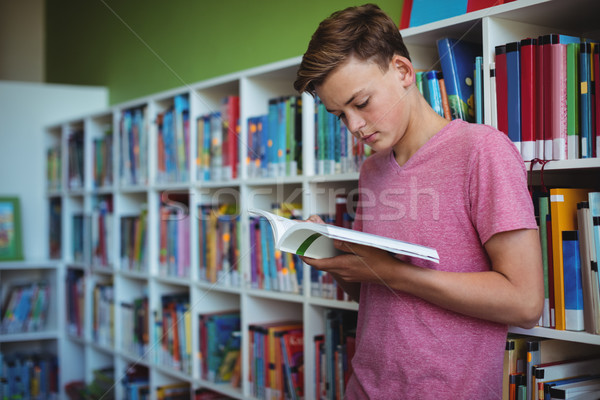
(0, 197, 24, 261)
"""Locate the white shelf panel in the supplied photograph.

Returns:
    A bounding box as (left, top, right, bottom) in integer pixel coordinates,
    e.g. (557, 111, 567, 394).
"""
(509, 326, 600, 345)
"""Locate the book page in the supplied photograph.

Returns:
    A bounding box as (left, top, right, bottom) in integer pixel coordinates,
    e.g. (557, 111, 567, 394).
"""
(248, 208, 299, 244)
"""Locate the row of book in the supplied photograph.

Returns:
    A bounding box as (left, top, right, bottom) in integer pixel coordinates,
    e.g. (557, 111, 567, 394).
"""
(65, 366, 115, 400)
(93, 130, 113, 188)
(120, 106, 149, 186)
(316, 309, 356, 400)
(248, 320, 303, 400)
(66, 268, 84, 337)
(121, 209, 148, 273)
(92, 196, 113, 268)
(494, 34, 600, 162)
(156, 293, 192, 375)
(502, 336, 600, 400)
(46, 145, 61, 191)
(121, 296, 149, 359)
(197, 95, 240, 182)
(157, 95, 191, 183)
(198, 203, 241, 287)
(535, 190, 600, 334)
(92, 282, 114, 347)
(67, 129, 84, 190)
(159, 197, 191, 278)
(249, 203, 303, 293)
(0, 352, 59, 399)
(314, 97, 372, 176)
(198, 311, 241, 385)
(1, 281, 50, 334)
(246, 96, 302, 180)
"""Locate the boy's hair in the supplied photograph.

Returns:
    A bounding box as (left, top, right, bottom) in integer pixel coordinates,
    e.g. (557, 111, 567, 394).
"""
(294, 3, 410, 95)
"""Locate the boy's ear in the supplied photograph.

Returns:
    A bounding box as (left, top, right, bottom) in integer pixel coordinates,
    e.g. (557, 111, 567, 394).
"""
(391, 55, 414, 86)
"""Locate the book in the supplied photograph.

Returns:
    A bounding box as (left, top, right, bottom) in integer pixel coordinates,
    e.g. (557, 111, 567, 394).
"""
(549, 377, 600, 399)
(562, 230, 585, 331)
(496, 44, 509, 135)
(533, 357, 600, 400)
(520, 38, 536, 161)
(580, 42, 594, 158)
(437, 37, 480, 122)
(567, 42, 581, 160)
(247, 208, 439, 263)
(474, 56, 484, 124)
(576, 202, 600, 334)
(506, 41, 522, 155)
(550, 188, 592, 330)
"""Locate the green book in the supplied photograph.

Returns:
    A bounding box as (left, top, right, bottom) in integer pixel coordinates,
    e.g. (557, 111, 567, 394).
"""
(566, 42, 580, 159)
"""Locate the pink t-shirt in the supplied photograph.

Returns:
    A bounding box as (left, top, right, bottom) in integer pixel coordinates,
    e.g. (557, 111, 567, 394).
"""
(345, 120, 537, 399)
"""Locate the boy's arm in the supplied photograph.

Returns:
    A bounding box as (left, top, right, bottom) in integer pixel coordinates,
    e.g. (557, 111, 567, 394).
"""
(303, 228, 544, 328)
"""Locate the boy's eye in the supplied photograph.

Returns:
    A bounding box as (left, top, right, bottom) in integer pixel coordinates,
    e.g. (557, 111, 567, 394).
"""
(356, 99, 369, 109)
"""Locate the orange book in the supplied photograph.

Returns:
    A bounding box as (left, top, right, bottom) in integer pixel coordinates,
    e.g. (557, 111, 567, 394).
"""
(438, 74, 452, 121)
(550, 188, 591, 330)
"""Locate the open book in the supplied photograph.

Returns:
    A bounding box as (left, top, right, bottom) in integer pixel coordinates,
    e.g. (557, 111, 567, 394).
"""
(248, 208, 439, 263)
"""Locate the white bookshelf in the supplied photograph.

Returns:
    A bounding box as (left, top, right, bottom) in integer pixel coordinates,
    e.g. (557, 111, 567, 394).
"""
(42, 0, 600, 398)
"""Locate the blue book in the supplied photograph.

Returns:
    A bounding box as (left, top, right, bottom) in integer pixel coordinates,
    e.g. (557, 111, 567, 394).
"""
(409, 0, 467, 27)
(437, 37, 481, 122)
(506, 41, 522, 152)
(562, 230, 584, 331)
(425, 70, 444, 117)
(474, 56, 484, 124)
(259, 217, 271, 290)
(580, 41, 593, 158)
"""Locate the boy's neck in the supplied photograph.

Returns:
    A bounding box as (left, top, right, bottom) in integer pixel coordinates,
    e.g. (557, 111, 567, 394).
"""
(393, 95, 449, 167)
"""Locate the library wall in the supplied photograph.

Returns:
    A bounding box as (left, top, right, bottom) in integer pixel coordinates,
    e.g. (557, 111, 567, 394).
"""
(44, 0, 403, 105)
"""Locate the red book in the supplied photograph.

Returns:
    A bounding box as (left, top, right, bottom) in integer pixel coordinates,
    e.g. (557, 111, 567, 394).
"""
(399, 0, 413, 29)
(495, 45, 509, 136)
(547, 36, 568, 160)
(520, 38, 537, 161)
(536, 36, 546, 159)
(467, 0, 502, 12)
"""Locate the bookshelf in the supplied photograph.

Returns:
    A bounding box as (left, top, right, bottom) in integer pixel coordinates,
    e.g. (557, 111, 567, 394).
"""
(42, 0, 600, 398)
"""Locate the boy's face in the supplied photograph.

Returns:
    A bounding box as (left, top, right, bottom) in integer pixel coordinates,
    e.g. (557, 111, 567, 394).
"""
(315, 55, 412, 153)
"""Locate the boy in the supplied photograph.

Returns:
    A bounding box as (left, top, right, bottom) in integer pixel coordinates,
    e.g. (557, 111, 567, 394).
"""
(295, 4, 543, 398)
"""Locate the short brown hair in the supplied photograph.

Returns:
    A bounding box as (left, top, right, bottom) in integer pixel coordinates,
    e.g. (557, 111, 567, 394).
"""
(294, 3, 410, 95)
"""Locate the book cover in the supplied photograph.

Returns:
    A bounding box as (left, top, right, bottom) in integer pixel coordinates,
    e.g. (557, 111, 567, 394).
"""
(520, 38, 536, 161)
(580, 42, 593, 158)
(248, 208, 439, 263)
(576, 202, 600, 334)
(550, 188, 592, 330)
(538, 193, 552, 327)
(474, 56, 484, 124)
(437, 37, 480, 122)
(567, 42, 581, 160)
(495, 45, 509, 135)
(506, 41, 522, 154)
(409, 0, 467, 28)
(562, 230, 584, 331)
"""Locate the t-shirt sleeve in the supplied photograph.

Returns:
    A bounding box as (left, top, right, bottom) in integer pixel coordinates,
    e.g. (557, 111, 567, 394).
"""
(468, 129, 538, 244)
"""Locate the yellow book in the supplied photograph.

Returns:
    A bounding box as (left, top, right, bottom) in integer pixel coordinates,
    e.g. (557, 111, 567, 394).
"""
(550, 188, 591, 330)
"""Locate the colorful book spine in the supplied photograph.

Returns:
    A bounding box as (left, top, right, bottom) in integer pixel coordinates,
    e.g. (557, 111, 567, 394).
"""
(520, 38, 536, 161)
(567, 42, 581, 159)
(506, 41, 522, 155)
(580, 42, 593, 158)
(562, 230, 585, 331)
(495, 45, 509, 135)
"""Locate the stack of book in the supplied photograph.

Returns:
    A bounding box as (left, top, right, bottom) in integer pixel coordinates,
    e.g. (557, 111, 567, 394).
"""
(156, 94, 190, 183)
(494, 34, 600, 161)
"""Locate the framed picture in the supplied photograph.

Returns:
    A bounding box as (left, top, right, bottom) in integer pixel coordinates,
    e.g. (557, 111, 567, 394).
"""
(0, 197, 23, 261)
